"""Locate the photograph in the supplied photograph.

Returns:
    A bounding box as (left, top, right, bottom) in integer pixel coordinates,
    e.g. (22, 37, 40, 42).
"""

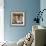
(11, 11, 25, 26)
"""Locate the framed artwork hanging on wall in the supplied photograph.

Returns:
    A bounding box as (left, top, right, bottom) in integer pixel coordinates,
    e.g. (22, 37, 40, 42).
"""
(11, 11, 25, 26)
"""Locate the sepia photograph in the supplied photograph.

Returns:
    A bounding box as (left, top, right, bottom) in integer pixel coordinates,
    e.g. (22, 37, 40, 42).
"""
(11, 12, 25, 26)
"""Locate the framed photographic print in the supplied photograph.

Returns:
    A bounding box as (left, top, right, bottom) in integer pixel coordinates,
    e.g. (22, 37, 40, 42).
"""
(11, 11, 25, 26)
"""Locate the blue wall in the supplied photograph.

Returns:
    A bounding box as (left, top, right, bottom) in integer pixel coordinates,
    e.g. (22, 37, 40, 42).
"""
(40, 0, 46, 27)
(4, 0, 40, 42)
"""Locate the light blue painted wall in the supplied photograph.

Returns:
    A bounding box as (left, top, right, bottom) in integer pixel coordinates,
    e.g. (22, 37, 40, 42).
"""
(40, 0, 46, 27)
(4, 0, 40, 42)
